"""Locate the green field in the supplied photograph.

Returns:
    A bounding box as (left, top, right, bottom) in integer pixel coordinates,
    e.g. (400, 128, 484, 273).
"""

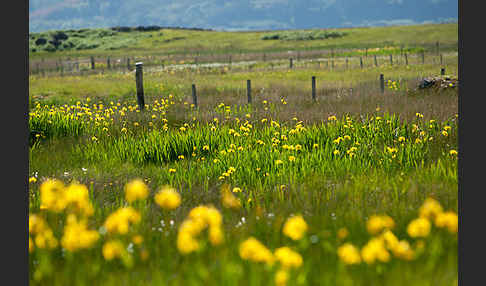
(28, 23, 458, 286)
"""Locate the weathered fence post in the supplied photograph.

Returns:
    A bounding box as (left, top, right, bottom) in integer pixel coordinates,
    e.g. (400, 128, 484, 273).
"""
(263, 53, 266, 62)
(346, 57, 348, 70)
(312, 76, 316, 101)
(380, 74, 385, 94)
(192, 84, 198, 108)
(127, 58, 131, 70)
(374, 54, 378, 67)
(360, 57, 363, 69)
(405, 53, 408, 65)
(421, 51, 425, 64)
(107, 57, 111, 69)
(390, 54, 393, 66)
(440, 54, 443, 66)
(91, 56, 95, 70)
(289, 58, 293, 69)
(436, 41, 440, 56)
(247, 79, 252, 104)
(441, 68, 445, 76)
(135, 62, 145, 111)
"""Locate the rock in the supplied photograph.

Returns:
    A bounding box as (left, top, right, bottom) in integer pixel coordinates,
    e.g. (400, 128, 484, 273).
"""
(418, 76, 457, 91)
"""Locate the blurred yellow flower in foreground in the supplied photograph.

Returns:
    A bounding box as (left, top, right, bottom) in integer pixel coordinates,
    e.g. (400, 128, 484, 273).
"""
(366, 215, 395, 235)
(274, 246, 303, 269)
(275, 269, 289, 286)
(39, 179, 66, 212)
(154, 186, 181, 210)
(337, 227, 349, 240)
(337, 243, 361, 265)
(104, 207, 141, 235)
(177, 205, 224, 254)
(407, 217, 431, 238)
(283, 215, 308, 241)
(220, 184, 241, 209)
(435, 211, 458, 234)
(418, 198, 443, 220)
(102, 239, 125, 261)
(239, 237, 274, 265)
(61, 214, 99, 252)
(361, 237, 390, 264)
(124, 179, 149, 203)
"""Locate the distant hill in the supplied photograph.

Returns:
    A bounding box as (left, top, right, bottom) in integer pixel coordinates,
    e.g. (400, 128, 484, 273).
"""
(29, 0, 457, 33)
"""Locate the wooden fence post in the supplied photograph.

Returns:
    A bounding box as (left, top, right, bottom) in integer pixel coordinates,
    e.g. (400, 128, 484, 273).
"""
(247, 79, 252, 104)
(346, 57, 348, 70)
(135, 62, 145, 111)
(380, 74, 385, 94)
(441, 68, 445, 76)
(360, 57, 363, 69)
(436, 41, 440, 56)
(91, 56, 95, 70)
(289, 58, 293, 69)
(107, 57, 111, 69)
(374, 55, 378, 67)
(390, 54, 393, 66)
(440, 54, 443, 66)
(192, 84, 198, 108)
(405, 53, 408, 65)
(127, 58, 131, 70)
(312, 76, 316, 101)
(421, 51, 425, 64)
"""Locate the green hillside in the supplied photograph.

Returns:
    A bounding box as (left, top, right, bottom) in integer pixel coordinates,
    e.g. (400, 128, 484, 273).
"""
(29, 23, 458, 59)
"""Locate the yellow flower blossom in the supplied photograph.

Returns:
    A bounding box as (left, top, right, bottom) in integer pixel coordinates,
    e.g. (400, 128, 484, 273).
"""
(407, 217, 431, 238)
(337, 227, 349, 240)
(435, 211, 458, 234)
(337, 243, 361, 265)
(104, 207, 141, 235)
(61, 214, 99, 252)
(361, 237, 390, 264)
(418, 198, 443, 220)
(102, 239, 125, 261)
(220, 184, 241, 209)
(275, 269, 289, 286)
(154, 186, 181, 210)
(39, 179, 67, 212)
(274, 246, 303, 269)
(124, 179, 149, 203)
(366, 215, 395, 235)
(177, 205, 224, 254)
(283, 215, 308, 241)
(239, 237, 274, 265)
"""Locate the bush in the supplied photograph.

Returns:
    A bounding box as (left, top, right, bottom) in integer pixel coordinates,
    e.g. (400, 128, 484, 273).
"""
(262, 30, 347, 41)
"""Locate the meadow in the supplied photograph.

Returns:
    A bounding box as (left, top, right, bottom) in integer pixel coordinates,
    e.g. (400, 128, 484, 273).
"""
(28, 23, 458, 286)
